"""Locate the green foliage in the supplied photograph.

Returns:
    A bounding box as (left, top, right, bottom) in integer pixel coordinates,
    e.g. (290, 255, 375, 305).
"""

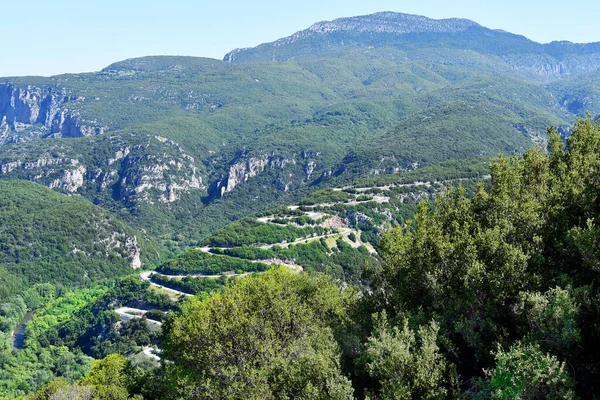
(24, 287, 107, 350)
(226, 15, 599, 66)
(514, 287, 580, 355)
(0, 343, 92, 398)
(202, 218, 331, 247)
(161, 268, 356, 399)
(0, 284, 99, 399)
(349, 158, 490, 189)
(80, 354, 141, 400)
(485, 342, 575, 400)
(29, 354, 143, 400)
(149, 274, 226, 295)
(156, 249, 269, 275)
(27, 377, 93, 400)
(301, 189, 351, 205)
(214, 240, 379, 283)
(0, 39, 575, 253)
(365, 313, 454, 400)
(40, 276, 173, 359)
(0, 180, 147, 300)
(2, 32, 600, 399)
(367, 116, 600, 397)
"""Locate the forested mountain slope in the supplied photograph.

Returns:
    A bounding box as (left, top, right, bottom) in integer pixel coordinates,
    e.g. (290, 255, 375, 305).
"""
(20, 117, 600, 399)
(0, 180, 152, 299)
(0, 10, 597, 284)
(225, 12, 600, 79)
(2, 30, 595, 248)
(2, 10, 600, 399)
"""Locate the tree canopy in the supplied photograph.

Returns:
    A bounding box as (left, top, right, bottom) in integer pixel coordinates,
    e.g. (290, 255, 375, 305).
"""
(161, 268, 356, 399)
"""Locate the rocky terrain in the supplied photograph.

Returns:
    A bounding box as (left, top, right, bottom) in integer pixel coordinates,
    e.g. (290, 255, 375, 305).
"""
(0, 83, 107, 145)
(0, 11, 598, 250)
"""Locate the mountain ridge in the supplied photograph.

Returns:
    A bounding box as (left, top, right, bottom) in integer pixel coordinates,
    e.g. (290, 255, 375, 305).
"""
(0, 11, 598, 252)
(223, 11, 600, 76)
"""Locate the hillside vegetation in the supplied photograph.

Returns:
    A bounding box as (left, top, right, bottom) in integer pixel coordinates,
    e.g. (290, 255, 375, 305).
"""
(2, 11, 600, 399)
(3, 15, 597, 249)
(25, 115, 600, 400)
(0, 180, 150, 299)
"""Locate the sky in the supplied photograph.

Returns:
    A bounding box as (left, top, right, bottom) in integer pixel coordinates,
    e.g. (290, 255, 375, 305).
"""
(1, 0, 599, 77)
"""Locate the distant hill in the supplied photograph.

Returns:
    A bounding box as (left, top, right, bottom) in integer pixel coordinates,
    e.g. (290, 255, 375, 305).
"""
(0, 180, 151, 299)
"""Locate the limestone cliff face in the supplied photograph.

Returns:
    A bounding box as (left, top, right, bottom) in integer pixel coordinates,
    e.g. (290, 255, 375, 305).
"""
(113, 136, 204, 204)
(217, 154, 307, 196)
(0, 83, 107, 145)
(49, 165, 87, 192)
(0, 157, 86, 192)
(220, 156, 269, 195)
(95, 230, 141, 269)
(0, 135, 205, 204)
(123, 236, 142, 269)
(503, 53, 600, 78)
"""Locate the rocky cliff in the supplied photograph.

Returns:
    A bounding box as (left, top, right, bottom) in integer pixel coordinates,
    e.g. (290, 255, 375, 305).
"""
(0, 83, 107, 145)
(0, 134, 205, 204)
(215, 152, 325, 197)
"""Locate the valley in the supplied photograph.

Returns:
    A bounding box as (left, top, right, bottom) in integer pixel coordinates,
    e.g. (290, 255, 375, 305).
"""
(0, 9, 599, 400)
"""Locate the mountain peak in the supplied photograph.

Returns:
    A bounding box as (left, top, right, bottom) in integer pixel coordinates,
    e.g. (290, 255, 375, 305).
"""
(305, 12, 479, 35)
(224, 12, 481, 62)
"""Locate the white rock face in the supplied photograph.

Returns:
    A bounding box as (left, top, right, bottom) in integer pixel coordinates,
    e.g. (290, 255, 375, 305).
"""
(0, 134, 206, 205)
(219, 153, 300, 196)
(49, 165, 86, 192)
(0, 83, 107, 144)
(224, 156, 269, 194)
(304, 160, 316, 178)
(125, 236, 142, 269)
(98, 232, 142, 269)
(116, 137, 205, 203)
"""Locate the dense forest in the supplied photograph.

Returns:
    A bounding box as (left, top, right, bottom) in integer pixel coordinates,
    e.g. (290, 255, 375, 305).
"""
(9, 116, 599, 399)
(4, 9, 600, 399)
(0, 181, 151, 299)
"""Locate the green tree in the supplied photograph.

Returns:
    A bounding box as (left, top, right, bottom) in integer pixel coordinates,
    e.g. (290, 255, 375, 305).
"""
(485, 342, 575, 400)
(514, 286, 580, 356)
(27, 378, 93, 400)
(367, 116, 600, 395)
(365, 313, 455, 400)
(161, 267, 355, 399)
(80, 354, 141, 400)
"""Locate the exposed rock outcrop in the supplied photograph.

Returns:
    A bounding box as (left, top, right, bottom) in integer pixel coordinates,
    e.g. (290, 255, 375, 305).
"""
(49, 165, 87, 192)
(217, 154, 303, 196)
(99, 137, 205, 204)
(0, 136, 205, 204)
(0, 83, 107, 145)
(99, 232, 142, 269)
(503, 53, 600, 78)
(218, 156, 269, 196)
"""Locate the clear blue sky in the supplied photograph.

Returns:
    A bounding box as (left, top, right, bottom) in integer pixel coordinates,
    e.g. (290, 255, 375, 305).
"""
(1, 0, 598, 77)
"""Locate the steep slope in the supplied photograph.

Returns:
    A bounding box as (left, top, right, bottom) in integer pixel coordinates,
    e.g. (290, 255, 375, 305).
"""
(224, 12, 600, 80)
(0, 12, 597, 248)
(0, 180, 151, 299)
(547, 69, 600, 117)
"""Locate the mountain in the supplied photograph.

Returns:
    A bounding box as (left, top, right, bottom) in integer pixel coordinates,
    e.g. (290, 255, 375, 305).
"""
(2, 12, 600, 398)
(224, 12, 600, 80)
(0, 180, 152, 299)
(0, 12, 598, 251)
